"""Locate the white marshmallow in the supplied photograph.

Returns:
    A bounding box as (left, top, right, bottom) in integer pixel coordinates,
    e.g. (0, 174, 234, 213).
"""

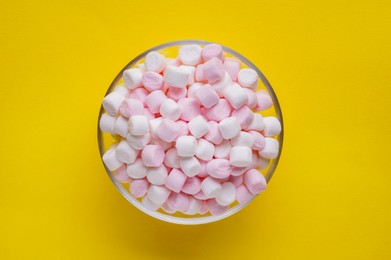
(238, 68, 258, 89)
(160, 98, 182, 121)
(263, 117, 281, 137)
(123, 68, 143, 89)
(126, 158, 147, 179)
(201, 177, 222, 198)
(141, 196, 160, 211)
(99, 113, 116, 133)
(195, 139, 215, 161)
(164, 65, 190, 89)
(187, 82, 203, 98)
(216, 182, 236, 206)
(114, 116, 129, 137)
(214, 140, 232, 159)
(230, 131, 255, 147)
(128, 115, 149, 136)
(176, 136, 197, 157)
(223, 83, 248, 109)
(115, 140, 138, 164)
(179, 65, 196, 85)
(114, 84, 129, 98)
(164, 148, 180, 168)
(178, 44, 202, 65)
(102, 144, 122, 171)
(211, 71, 233, 96)
(218, 117, 241, 139)
(259, 138, 279, 159)
(147, 185, 171, 205)
(149, 117, 163, 139)
(180, 156, 201, 177)
(126, 133, 151, 150)
(187, 115, 209, 138)
(230, 146, 253, 167)
(246, 113, 264, 131)
(102, 92, 125, 116)
(184, 197, 202, 215)
(145, 51, 165, 73)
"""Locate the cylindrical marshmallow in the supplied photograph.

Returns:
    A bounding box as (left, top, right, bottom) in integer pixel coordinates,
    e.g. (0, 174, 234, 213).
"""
(263, 117, 281, 137)
(182, 176, 202, 195)
(204, 99, 232, 122)
(116, 140, 138, 164)
(141, 196, 160, 211)
(161, 202, 176, 214)
(114, 116, 128, 137)
(128, 88, 149, 104)
(128, 115, 149, 136)
(211, 71, 233, 96)
(195, 64, 205, 82)
(126, 158, 148, 179)
(236, 185, 253, 204)
(203, 57, 225, 83)
(245, 113, 264, 131)
(123, 68, 143, 89)
(114, 165, 131, 183)
(147, 185, 171, 205)
(187, 115, 209, 138)
(230, 131, 255, 148)
(176, 120, 189, 137)
(184, 197, 202, 215)
(224, 58, 240, 81)
(163, 58, 180, 72)
(207, 159, 231, 179)
(202, 44, 224, 61)
(119, 98, 144, 118)
(238, 68, 258, 89)
(255, 90, 273, 111)
(207, 199, 228, 215)
(145, 90, 167, 113)
(99, 113, 116, 133)
(195, 139, 215, 161)
(167, 87, 187, 101)
(164, 65, 190, 89)
(259, 138, 279, 159)
(126, 133, 151, 150)
(199, 201, 209, 214)
(231, 166, 248, 177)
(167, 192, 190, 212)
(178, 44, 202, 65)
(214, 140, 231, 159)
(245, 88, 258, 109)
(164, 148, 180, 169)
(160, 98, 182, 121)
(149, 117, 162, 139)
(176, 135, 197, 157)
(142, 71, 164, 91)
(146, 165, 168, 185)
(180, 156, 201, 177)
(179, 65, 196, 85)
(232, 106, 254, 129)
(141, 145, 165, 167)
(230, 146, 253, 167)
(194, 190, 208, 200)
(102, 144, 122, 171)
(103, 92, 125, 116)
(218, 117, 241, 139)
(249, 131, 265, 150)
(145, 51, 165, 73)
(130, 178, 150, 198)
(195, 84, 219, 108)
(201, 177, 222, 198)
(244, 169, 267, 194)
(165, 168, 187, 193)
(155, 119, 181, 142)
(197, 160, 208, 178)
(204, 121, 224, 145)
(229, 174, 244, 187)
(187, 82, 203, 98)
(177, 98, 201, 121)
(223, 83, 249, 109)
(216, 182, 236, 206)
(114, 84, 129, 98)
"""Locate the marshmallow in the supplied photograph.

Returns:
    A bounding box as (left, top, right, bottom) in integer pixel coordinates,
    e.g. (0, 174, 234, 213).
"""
(176, 135, 197, 157)
(230, 146, 253, 167)
(182, 176, 202, 195)
(238, 68, 258, 89)
(164, 65, 190, 89)
(214, 140, 232, 159)
(163, 58, 180, 72)
(102, 144, 122, 171)
(141, 196, 160, 211)
(245, 88, 258, 109)
(123, 68, 143, 89)
(167, 192, 190, 212)
(245, 113, 264, 131)
(230, 131, 255, 148)
(204, 99, 232, 122)
(128, 115, 149, 136)
(114, 84, 129, 98)
(195, 64, 205, 82)
(202, 43, 224, 61)
(155, 118, 181, 142)
(151, 138, 173, 152)
(211, 71, 233, 96)
(126, 159, 148, 179)
(119, 98, 144, 118)
(147, 185, 171, 205)
(263, 117, 282, 137)
(180, 156, 201, 177)
(142, 71, 164, 91)
(255, 90, 273, 111)
(231, 166, 248, 177)
(160, 98, 182, 121)
(207, 159, 231, 179)
(195, 139, 215, 161)
(236, 185, 253, 204)
(216, 182, 236, 206)
(207, 199, 228, 215)
(187, 115, 209, 138)
(99, 113, 116, 133)
(102, 92, 125, 116)
(223, 83, 248, 109)
(113, 165, 131, 183)
(114, 116, 128, 137)
(178, 44, 202, 65)
(203, 57, 225, 83)
(130, 178, 150, 198)
(224, 58, 240, 81)
(145, 51, 165, 73)
(194, 190, 208, 200)
(244, 169, 267, 194)
(167, 87, 187, 101)
(197, 160, 209, 178)
(187, 82, 203, 98)
(179, 65, 196, 86)
(146, 165, 168, 185)
(199, 201, 209, 214)
(176, 120, 189, 137)
(218, 117, 241, 139)
(165, 168, 187, 193)
(204, 121, 224, 145)
(161, 202, 176, 214)
(184, 197, 202, 215)
(148, 117, 162, 139)
(116, 140, 138, 164)
(144, 107, 155, 119)
(229, 174, 244, 187)
(195, 84, 220, 108)
(126, 133, 151, 150)
(177, 98, 201, 121)
(141, 145, 165, 167)
(145, 90, 167, 113)
(128, 88, 149, 104)
(249, 131, 265, 150)
(164, 148, 180, 169)
(201, 177, 222, 198)
(232, 106, 254, 129)
(259, 138, 279, 159)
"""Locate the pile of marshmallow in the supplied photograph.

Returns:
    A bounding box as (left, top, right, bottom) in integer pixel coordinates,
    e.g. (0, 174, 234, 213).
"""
(99, 43, 281, 216)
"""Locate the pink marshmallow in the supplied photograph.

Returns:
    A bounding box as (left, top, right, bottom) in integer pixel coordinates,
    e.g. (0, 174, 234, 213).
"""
(199, 201, 209, 214)
(224, 58, 241, 81)
(236, 185, 253, 204)
(177, 98, 201, 121)
(129, 178, 150, 198)
(195, 64, 205, 82)
(203, 57, 225, 83)
(207, 159, 232, 179)
(197, 160, 209, 178)
(150, 137, 173, 151)
(142, 71, 164, 91)
(194, 190, 208, 200)
(119, 98, 144, 118)
(244, 169, 267, 194)
(176, 120, 189, 137)
(161, 202, 176, 214)
(203, 99, 232, 122)
(167, 192, 190, 212)
(195, 84, 220, 108)
(207, 199, 229, 215)
(143, 107, 155, 120)
(164, 148, 180, 169)
(113, 165, 131, 183)
(202, 43, 224, 61)
(255, 90, 273, 111)
(232, 106, 254, 129)
(245, 88, 258, 109)
(214, 140, 231, 159)
(229, 175, 244, 187)
(128, 88, 149, 105)
(145, 90, 167, 113)
(167, 87, 187, 101)
(231, 166, 248, 177)
(165, 168, 187, 193)
(155, 118, 181, 142)
(182, 176, 202, 195)
(141, 145, 165, 167)
(204, 121, 224, 145)
(248, 131, 266, 150)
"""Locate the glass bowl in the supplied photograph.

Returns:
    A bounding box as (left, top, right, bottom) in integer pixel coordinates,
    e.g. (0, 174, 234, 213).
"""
(98, 40, 283, 225)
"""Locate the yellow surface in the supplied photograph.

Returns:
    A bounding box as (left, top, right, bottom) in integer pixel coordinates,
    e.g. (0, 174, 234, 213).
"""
(0, 0, 390, 259)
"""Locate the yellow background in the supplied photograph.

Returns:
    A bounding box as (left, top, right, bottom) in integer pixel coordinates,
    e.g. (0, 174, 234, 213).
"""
(1, 0, 390, 259)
